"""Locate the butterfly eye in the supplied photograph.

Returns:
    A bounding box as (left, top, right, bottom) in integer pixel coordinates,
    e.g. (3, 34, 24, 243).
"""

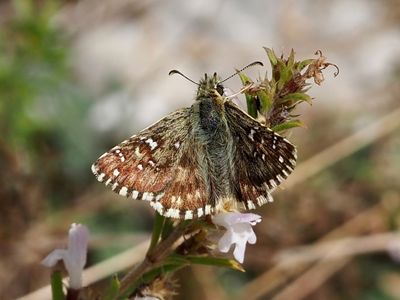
(216, 84, 224, 95)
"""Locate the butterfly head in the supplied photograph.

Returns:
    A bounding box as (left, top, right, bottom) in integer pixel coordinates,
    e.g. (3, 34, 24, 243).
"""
(197, 72, 224, 99)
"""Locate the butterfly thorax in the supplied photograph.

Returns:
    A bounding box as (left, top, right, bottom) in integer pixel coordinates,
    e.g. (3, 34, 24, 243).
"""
(191, 73, 236, 207)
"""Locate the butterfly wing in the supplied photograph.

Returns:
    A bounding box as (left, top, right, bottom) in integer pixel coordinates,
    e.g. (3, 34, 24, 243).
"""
(224, 101, 297, 209)
(91, 108, 208, 219)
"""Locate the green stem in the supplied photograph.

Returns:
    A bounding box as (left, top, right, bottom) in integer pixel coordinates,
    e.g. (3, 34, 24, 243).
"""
(117, 221, 189, 298)
(50, 271, 65, 300)
(148, 213, 165, 253)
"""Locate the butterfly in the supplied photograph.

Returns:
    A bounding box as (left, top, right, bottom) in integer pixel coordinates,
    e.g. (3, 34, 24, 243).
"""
(91, 64, 297, 220)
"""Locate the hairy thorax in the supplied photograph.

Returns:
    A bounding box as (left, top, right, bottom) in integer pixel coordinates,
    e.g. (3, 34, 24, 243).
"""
(191, 95, 236, 205)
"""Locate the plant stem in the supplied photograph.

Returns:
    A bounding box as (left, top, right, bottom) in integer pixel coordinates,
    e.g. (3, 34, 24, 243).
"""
(117, 222, 189, 297)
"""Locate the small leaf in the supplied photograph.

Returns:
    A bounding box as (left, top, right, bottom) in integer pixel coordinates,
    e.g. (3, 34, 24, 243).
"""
(277, 62, 292, 89)
(296, 59, 314, 71)
(245, 94, 258, 119)
(142, 263, 185, 284)
(271, 120, 305, 132)
(238, 72, 253, 86)
(101, 275, 120, 300)
(264, 47, 278, 66)
(281, 92, 313, 105)
(50, 271, 65, 300)
(287, 49, 295, 69)
(179, 255, 245, 272)
(238, 73, 258, 117)
(257, 90, 272, 114)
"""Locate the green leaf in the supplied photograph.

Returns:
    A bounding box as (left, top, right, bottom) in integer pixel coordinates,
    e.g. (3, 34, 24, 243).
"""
(50, 271, 65, 300)
(238, 72, 253, 86)
(264, 47, 278, 66)
(287, 49, 295, 69)
(160, 217, 174, 240)
(245, 94, 258, 119)
(281, 92, 313, 105)
(257, 90, 272, 114)
(276, 61, 292, 90)
(101, 275, 120, 300)
(173, 254, 245, 272)
(296, 58, 314, 71)
(238, 71, 258, 118)
(271, 120, 305, 132)
(148, 212, 165, 252)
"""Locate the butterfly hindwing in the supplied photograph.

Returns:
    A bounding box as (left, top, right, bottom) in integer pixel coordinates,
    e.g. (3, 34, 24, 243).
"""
(224, 101, 297, 209)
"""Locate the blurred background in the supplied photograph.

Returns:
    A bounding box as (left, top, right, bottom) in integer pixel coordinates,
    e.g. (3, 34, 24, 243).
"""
(1, 0, 400, 299)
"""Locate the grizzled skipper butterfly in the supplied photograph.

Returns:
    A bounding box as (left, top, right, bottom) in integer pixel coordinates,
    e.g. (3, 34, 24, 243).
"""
(91, 62, 297, 219)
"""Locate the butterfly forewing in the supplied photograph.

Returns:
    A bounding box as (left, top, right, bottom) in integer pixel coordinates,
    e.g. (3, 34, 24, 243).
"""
(224, 101, 297, 209)
(91, 108, 210, 219)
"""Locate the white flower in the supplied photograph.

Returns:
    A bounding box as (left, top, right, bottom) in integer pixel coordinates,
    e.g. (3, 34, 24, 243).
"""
(213, 212, 261, 263)
(42, 223, 89, 289)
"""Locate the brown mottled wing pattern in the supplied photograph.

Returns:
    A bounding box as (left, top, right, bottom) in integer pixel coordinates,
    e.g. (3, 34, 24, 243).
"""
(224, 101, 297, 210)
(91, 108, 208, 219)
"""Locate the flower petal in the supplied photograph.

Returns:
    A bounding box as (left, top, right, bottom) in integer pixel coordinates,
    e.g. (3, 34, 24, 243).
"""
(233, 242, 246, 264)
(68, 223, 89, 268)
(218, 229, 234, 253)
(213, 212, 262, 263)
(41, 249, 67, 267)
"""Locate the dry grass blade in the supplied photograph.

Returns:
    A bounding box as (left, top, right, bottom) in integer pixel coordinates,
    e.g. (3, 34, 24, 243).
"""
(271, 232, 400, 300)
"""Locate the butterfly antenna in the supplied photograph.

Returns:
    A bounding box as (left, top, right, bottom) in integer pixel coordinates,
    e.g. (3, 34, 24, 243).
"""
(169, 70, 199, 85)
(219, 61, 264, 84)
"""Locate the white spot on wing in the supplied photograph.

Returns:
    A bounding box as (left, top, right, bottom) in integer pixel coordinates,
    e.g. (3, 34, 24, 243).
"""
(119, 187, 128, 196)
(132, 190, 139, 199)
(91, 164, 99, 174)
(113, 169, 120, 177)
(257, 196, 267, 206)
(279, 156, 284, 163)
(145, 138, 158, 150)
(277, 175, 285, 182)
(267, 193, 273, 202)
(249, 129, 256, 141)
(184, 210, 193, 219)
(174, 141, 180, 149)
(143, 192, 154, 201)
(138, 164, 143, 170)
(269, 179, 277, 188)
(247, 200, 256, 209)
(165, 208, 180, 218)
(150, 201, 164, 214)
(97, 173, 105, 182)
(197, 207, 204, 217)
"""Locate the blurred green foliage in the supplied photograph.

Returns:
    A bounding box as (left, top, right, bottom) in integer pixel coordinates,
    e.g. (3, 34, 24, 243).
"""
(0, 0, 96, 208)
